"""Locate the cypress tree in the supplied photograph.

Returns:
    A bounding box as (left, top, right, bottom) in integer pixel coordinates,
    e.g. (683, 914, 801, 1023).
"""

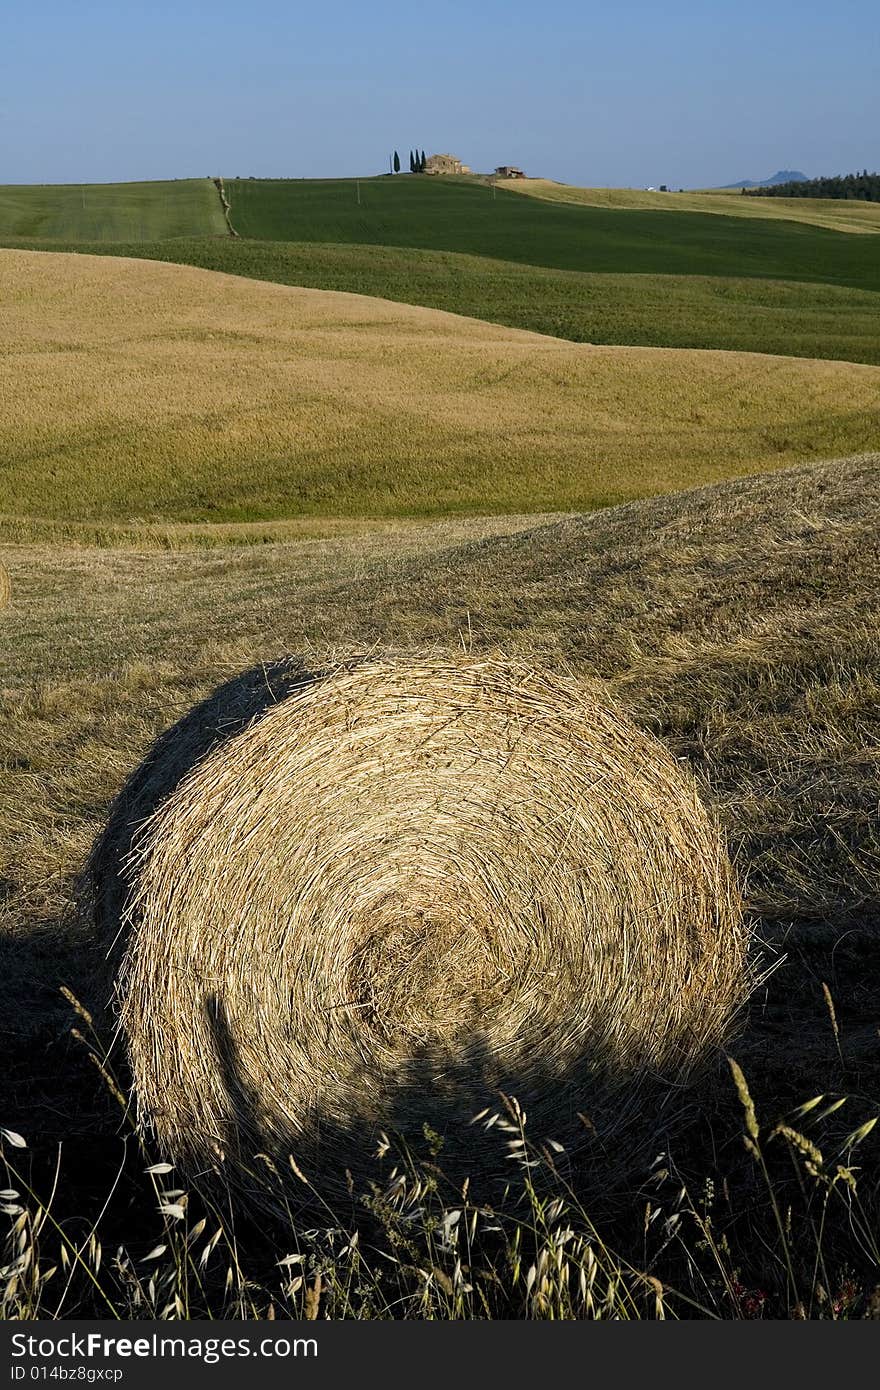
(393, 150, 400, 173)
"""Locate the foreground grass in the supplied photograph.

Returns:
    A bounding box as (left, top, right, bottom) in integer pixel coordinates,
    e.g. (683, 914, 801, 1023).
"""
(0, 179, 226, 242)
(3, 1064, 878, 1318)
(3, 248, 879, 529)
(6, 237, 880, 367)
(1, 458, 879, 1317)
(497, 178, 880, 235)
(221, 177, 880, 294)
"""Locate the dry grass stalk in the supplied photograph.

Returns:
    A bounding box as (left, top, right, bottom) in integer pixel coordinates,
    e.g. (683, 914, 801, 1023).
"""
(0, 560, 9, 611)
(94, 656, 749, 1189)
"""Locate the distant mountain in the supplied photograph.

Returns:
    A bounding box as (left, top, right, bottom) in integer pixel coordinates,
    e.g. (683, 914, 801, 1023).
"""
(716, 170, 809, 189)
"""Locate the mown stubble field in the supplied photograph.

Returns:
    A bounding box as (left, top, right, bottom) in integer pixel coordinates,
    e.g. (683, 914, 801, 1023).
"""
(1, 456, 878, 1317)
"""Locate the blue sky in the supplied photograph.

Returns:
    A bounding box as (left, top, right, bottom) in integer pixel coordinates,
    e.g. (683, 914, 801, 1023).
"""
(2, 0, 878, 187)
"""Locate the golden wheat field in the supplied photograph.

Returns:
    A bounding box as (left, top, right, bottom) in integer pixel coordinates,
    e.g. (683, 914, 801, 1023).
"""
(496, 177, 880, 233)
(2, 247, 879, 529)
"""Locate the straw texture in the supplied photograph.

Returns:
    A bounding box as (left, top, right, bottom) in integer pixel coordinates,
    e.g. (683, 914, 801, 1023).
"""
(102, 656, 747, 1183)
(0, 562, 9, 611)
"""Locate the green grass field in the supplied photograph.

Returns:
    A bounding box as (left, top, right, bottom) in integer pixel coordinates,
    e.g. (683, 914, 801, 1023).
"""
(0, 178, 226, 241)
(221, 176, 880, 293)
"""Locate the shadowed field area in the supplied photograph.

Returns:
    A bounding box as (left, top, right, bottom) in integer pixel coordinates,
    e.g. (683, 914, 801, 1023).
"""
(3, 248, 879, 531)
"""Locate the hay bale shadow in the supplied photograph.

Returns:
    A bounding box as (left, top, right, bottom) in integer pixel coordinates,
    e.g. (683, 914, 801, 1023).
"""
(202, 988, 695, 1212)
(87, 656, 316, 958)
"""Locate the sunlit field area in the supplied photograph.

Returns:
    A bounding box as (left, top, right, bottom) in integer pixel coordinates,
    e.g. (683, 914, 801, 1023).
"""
(3, 249, 879, 534)
(497, 176, 880, 234)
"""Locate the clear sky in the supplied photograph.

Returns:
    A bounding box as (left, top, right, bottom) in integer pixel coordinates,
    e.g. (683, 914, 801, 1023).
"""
(3, 0, 878, 188)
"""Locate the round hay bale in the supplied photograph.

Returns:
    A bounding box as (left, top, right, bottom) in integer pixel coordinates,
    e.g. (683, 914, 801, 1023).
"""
(0, 561, 9, 611)
(105, 656, 747, 1188)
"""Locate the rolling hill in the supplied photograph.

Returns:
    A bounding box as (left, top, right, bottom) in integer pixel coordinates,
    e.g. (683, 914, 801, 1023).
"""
(495, 176, 880, 235)
(717, 169, 809, 188)
(7, 235, 880, 369)
(219, 177, 880, 292)
(4, 176, 880, 372)
(3, 248, 879, 535)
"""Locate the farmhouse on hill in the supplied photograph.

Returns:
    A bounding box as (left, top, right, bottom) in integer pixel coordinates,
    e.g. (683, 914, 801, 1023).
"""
(424, 153, 471, 175)
(495, 165, 525, 179)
